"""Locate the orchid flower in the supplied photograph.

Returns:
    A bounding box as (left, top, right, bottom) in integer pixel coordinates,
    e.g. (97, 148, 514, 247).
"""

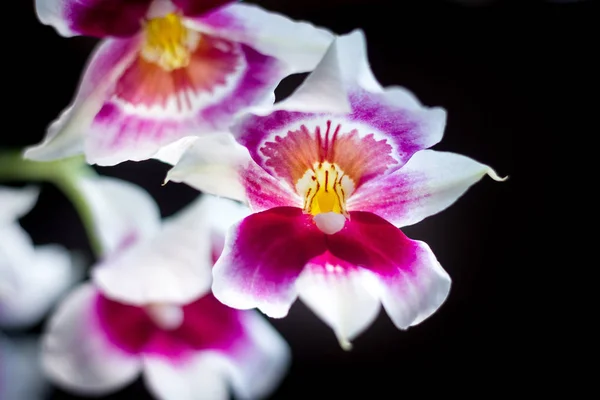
(25, 0, 334, 166)
(166, 30, 506, 349)
(42, 177, 290, 399)
(0, 186, 76, 330)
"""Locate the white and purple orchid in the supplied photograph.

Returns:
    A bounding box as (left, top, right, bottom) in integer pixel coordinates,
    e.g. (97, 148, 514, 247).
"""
(167, 30, 506, 348)
(0, 186, 76, 330)
(42, 177, 290, 399)
(25, 0, 333, 166)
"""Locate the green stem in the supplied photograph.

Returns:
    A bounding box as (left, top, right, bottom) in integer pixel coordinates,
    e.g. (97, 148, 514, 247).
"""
(0, 149, 104, 257)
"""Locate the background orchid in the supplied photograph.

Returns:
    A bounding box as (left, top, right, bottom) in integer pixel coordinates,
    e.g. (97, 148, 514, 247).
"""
(42, 177, 289, 400)
(8, 0, 583, 398)
(25, 0, 334, 166)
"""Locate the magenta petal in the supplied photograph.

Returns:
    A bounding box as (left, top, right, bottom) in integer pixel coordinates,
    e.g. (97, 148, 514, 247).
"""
(327, 211, 422, 277)
(96, 293, 247, 362)
(42, 0, 153, 38)
(326, 211, 451, 329)
(164, 294, 246, 354)
(172, 0, 234, 17)
(96, 293, 154, 355)
(212, 207, 327, 317)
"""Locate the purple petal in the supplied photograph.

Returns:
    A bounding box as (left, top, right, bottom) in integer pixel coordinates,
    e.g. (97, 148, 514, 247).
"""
(347, 150, 506, 227)
(36, 0, 152, 38)
(212, 207, 327, 318)
(326, 211, 451, 329)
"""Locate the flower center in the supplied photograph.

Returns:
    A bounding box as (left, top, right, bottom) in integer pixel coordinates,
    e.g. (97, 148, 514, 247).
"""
(297, 161, 355, 217)
(140, 13, 200, 71)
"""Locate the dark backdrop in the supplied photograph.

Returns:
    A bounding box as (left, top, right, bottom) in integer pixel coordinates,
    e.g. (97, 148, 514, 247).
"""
(4, 0, 581, 397)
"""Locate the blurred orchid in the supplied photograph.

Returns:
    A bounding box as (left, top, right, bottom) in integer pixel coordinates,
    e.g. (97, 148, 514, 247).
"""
(25, 0, 334, 166)
(43, 177, 290, 399)
(0, 186, 77, 330)
(167, 30, 506, 348)
(0, 334, 48, 400)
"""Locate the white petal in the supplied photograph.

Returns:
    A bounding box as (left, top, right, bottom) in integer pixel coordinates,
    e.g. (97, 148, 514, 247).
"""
(152, 136, 202, 166)
(268, 29, 381, 115)
(198, 194, 250, 240)
(189, 3, 334, 74)
(347, 150, 507, 228)
(92, 196, 221, 305)
(143, 354, 230, 400)
(228, 312, 291, 400)
(77, 175, 161, 256)
(0, 185, 39, 224)
(0, 334, 48, 400)
(165, 133, 250, 202)
(0, 242, 76, 329)
(374, 241, 452, 329)
(24, 37, 141, 162)
(0, 224, 36, 275)
(297, 265, 380, 349)
(42, 284, 142, 395)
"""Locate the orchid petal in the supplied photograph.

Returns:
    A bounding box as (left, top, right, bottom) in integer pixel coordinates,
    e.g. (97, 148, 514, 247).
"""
(152, 136, 201, 166)
(92, 196, 220, 305)
(347, 150, 507, 227)
(296, 253, 380, 349)
(144, 304, 290, 400)
(24, 37, 142, 162)
(271, 29, 379, 115)
(143, 354, 230, 400)
(35, 0, 152, 38)
(0, 233, 76, 329)
(227, 312, 290, 400)
(212, 207, 326, 318)
(164, 133, 250, 202)
(42, 284, 142, 395)
(78, 176, 161, 256)
(187, 3, 334, 74)
(0, 186, 39, 224)
(166, 136, 302, 212)
(327, 212, 451, 329)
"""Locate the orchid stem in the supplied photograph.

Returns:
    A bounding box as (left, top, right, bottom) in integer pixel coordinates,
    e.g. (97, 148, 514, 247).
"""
(0, 149, 103, 258)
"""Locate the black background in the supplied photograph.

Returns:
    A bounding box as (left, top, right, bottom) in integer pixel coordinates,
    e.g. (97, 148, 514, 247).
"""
(3, 0, 581, 397)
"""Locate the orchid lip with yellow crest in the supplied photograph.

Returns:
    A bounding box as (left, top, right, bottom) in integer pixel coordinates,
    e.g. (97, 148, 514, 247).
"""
(26, 1, 334, 166)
